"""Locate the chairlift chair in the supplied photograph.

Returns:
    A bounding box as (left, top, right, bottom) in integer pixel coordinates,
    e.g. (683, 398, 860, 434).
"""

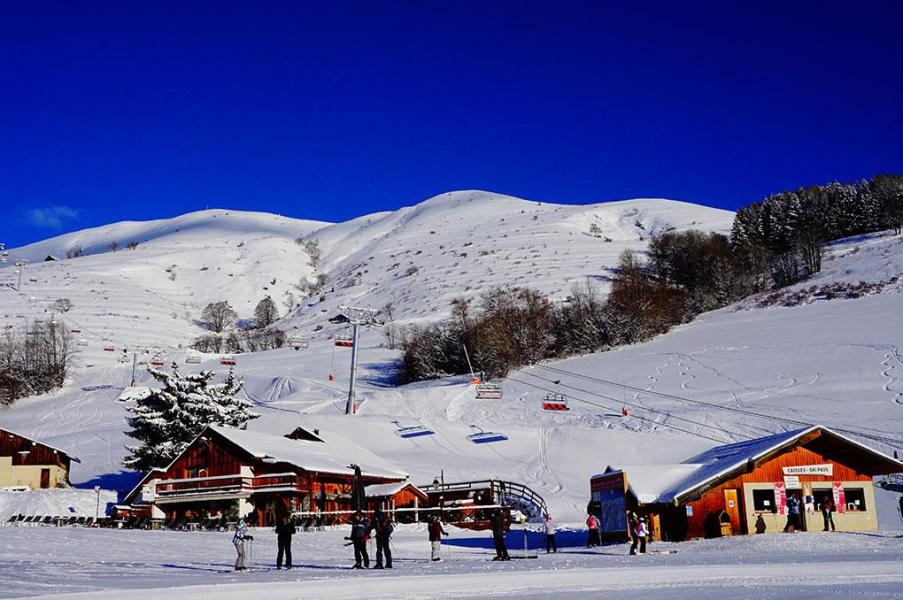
(466, 428, 509, 444)
(334, 335, 353, 348)
(69, 328, 81, 334)
(149, 357, 165, 367)
(103, 345, 115, 352)
(542, 393, 569, 411)
(475, 382, 503, 400)
(185, 352, 202, 364)
(220, 355, 236, 366)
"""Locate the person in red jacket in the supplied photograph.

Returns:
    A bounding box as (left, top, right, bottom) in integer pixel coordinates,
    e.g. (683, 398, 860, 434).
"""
(428, 514, 449, 561)
(586, 513, 601, 547)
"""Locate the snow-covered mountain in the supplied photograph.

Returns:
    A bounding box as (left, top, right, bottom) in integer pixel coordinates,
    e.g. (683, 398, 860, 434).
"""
(1, 190, 733, 352)
(2, 191, 900, 523)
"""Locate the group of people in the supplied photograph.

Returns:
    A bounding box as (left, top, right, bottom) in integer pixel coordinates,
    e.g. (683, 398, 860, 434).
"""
(230, 506, 660, 572)
(783, 492, 838, 533)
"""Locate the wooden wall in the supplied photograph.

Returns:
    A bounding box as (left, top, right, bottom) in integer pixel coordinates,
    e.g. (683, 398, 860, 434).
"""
(682, 444, 872, 539)
(0, 429, 70, 470)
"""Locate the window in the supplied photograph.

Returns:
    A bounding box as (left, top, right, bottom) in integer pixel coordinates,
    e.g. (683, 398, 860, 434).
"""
(844, 488, 867, 511)
(752, 489, 776, 513)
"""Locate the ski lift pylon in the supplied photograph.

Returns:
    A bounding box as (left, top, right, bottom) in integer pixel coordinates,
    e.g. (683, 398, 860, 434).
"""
(542, 393, 569, 411)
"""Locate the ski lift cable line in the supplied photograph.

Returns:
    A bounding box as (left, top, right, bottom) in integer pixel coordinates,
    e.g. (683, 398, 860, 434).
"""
(506, 375, 731, 444)
(515, 370, 748, 441)
(535, 364, 903, 447)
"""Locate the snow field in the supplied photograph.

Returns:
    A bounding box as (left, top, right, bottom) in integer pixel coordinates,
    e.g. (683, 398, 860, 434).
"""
(1, 525, 901, 599)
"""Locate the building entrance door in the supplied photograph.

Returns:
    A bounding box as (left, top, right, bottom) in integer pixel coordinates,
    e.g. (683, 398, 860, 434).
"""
(723, 488, 741, 533)
(40, 468, 50, 489)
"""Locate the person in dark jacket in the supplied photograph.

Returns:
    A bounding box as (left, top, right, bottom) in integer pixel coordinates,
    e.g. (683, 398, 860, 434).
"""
(428, 514, 448, 561)
(349, 511, 370, 568)
(490, 508, 510, 561)
(820, 497, 836, 531)
(784, 493, 801, 533)
(369, 507, 394, 569)
(274, 515, 296, 569)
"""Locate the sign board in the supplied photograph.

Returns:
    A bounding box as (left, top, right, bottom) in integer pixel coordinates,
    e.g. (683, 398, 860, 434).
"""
(686, 505, 693, 517)
(783, 475, 801, 489)
(591, 472, 628, 534)
(832, 482, 846, 514)
(782, 464, 833, 476)
(773, 482, 787, 515)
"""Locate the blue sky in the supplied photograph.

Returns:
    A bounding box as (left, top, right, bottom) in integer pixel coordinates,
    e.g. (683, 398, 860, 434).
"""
(2, 1, 901, 248)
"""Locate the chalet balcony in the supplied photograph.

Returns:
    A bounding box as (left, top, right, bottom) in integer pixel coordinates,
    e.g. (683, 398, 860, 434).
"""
(153, 473, 305, 504)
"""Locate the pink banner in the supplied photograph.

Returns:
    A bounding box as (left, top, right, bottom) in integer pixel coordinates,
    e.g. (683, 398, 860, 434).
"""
(774, 482, 787, 515)
(833, 482, 845, 513)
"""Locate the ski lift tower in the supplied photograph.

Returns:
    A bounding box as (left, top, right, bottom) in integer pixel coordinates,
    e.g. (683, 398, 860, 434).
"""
(13, 259, 28, 292)
(329, 306, 382, 415)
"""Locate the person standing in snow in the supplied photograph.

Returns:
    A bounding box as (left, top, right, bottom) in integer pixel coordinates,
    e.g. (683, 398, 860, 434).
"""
(349, 511, 370, 569)
(630, 517, 648, 555)
(627, 511, 639, 554)
(586, 513, 601, 547)
(274, 515, 296, 570)
(369, 507, 394, 569)
(784, 493, 801, 533)
(428, 514, 448, 562)
(490, 508, 510, 561)
(820, 497, 836, 532)
(232, 516, 253, 571)
(543, 513, 557, 553)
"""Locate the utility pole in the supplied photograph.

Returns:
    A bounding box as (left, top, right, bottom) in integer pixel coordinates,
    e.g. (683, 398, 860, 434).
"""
(130, 352, 138, 386)
(330, 306, 381, 415)
(13, 260, 27, 292)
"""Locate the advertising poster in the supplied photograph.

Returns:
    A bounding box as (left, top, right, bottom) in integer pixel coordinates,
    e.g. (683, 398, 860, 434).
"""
(832, 482, 846, 513)
(774, 481, 787, 515)
(592, 472, 628, 534)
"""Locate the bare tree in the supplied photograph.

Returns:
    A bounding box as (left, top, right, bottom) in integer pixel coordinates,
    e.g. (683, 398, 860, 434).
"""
(253, 296, 279, 328)
(201, 301, 238, 333)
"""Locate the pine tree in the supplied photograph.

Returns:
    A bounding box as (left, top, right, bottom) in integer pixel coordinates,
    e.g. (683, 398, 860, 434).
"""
(122, 364, 257, 471)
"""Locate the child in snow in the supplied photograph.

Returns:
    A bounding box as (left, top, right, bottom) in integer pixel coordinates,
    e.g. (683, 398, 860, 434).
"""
(428, 514, 449, 561)
(232, 517, 253, 571)
(544, 513, 557, 553)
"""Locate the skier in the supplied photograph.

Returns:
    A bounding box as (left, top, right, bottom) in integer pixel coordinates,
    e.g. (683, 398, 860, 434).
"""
(543, 513, 557, 553)
(631, 517, 648, 555)
(820, 497, 836, 531)
(784, 493, 801, 533)
(349, 511, 370, 569)
(232, 516, 253, 571)
(428, 514, 449, 562)
(490, 508, 510, 561)
(369, 507, 394, 569)
(586, 512, 601, 547)
(274, 515, 296, 570)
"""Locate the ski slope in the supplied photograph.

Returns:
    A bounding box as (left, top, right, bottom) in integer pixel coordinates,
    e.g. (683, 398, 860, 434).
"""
(0, 194, 901, 525)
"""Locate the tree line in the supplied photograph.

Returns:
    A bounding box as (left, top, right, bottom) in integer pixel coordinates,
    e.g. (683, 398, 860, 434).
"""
(399, 174, 903, 382)
(0, 320, 73, 405)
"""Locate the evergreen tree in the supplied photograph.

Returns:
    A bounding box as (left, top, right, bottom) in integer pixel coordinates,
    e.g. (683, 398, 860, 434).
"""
(122, 364, 257, 471)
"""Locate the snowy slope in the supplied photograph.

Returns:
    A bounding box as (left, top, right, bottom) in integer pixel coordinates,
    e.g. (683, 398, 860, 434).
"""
(1, 194, 901, 525)
(1, 191, 733, 355)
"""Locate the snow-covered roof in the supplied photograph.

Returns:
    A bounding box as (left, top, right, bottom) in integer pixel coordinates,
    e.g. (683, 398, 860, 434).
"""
(597, 465, 704, 504)
(0, 427, 80, 463)
(365, 481, 425, 499)
(595, 425, 903, 504)
(210, 426, 407, 480)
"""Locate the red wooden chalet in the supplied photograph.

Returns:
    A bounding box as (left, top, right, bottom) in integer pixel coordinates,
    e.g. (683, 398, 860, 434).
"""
(124, 425, 407, 527)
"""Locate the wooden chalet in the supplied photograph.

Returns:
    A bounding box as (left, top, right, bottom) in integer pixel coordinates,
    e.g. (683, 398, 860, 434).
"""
(123, 425, 408, 526)
(0, 428, 79, 490)
(365, 481, 427, 522)
(590, 425, 903, 541)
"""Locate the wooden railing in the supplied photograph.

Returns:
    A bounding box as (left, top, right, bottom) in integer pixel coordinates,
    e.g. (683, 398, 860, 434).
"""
(155, 473, 300, 497)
